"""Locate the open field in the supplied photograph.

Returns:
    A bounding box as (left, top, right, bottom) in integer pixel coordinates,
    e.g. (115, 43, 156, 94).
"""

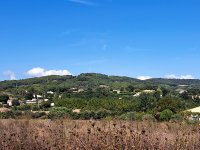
(0, 120, 200, 150)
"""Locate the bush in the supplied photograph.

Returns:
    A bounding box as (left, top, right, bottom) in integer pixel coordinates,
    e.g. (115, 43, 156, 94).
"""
(50, 107, 71, 113)
(17, 104, 31, 111)
(0, 94, 9, 104)
(118, 112, 136, 121)
(31, 105, 40, 111)
(171, 113, 184, 122)
(48, 111, 69, 119)
(94, 109, 112, 119)
(23, 111, 35, 119)
(160, 109, 174, 121)
(142, 114, 155, 121)
(32, 112, 46, 119)
(0, 112, 6, 119)
(0, 110, 23, 119)
(71, 109, 112, 120)
(48, 107, 71, 119)
(12, 99, 20, 106)
(79, 111, 96, 120)
(40, 101, 51, 109)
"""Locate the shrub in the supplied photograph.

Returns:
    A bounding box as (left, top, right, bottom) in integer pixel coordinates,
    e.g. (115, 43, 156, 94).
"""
(0, 110, 22, 119)
(17, 104, 31, 111)
(12, 99, 20, 106)
(171, 113, 184, 122)
(40, 101, 51, 109)
(32, 112, 46, 119)
(142, 114, 155, 121)
(31, 104, 40, 111)
(48, 111, 69, 119)
(160, 109, 174, 121)
(74, 109, 112, 120)
(50, 107, 71, 113)
(0, 112, 6, 119)
(23, 111, 35, 119)
(94, 109, 112, 119)
(118, 112, 136, 121)
(0, 94, 9, 104)
(135, 112, 146, 121)
(48, 107, 71, 119)
(79, 111, 95, 120)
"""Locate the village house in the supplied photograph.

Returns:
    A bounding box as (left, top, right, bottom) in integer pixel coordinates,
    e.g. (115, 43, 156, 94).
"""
(113, 89, 120, 94)
(26, 99, 37, 104)
(133, 92, 142, 97)
(47, 91, 54, 94)
(50, 103, 55, 107)
(99, 85, 109, 88)
(44, 99, 49, 102)
(36, 95, 43, 99)
(7, 99, 13, 106)
(176, 89, 187, 94)
(72, 109, 81, 113)
(133, 90, 155, 97)
(192, 95, 200, 100)
(78, 89, 84, 93)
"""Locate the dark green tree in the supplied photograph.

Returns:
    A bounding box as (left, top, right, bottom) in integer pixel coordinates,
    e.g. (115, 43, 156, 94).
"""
(156, 96, 183, 113)
(12, 99, 20, 106)
(126, 85, 135, 92)
(135, 93, 157, 112)
(0, 94, 9, 104)
(160, 109, 174, 121)
(24, 92, 33, 100)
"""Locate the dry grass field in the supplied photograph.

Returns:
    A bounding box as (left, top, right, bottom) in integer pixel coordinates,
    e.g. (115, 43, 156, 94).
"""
(0, 119, 200, 150)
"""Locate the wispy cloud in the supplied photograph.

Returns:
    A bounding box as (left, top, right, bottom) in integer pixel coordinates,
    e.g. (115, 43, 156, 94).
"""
(3, 71, 16, 80)
(68, 0, 97, 6)
(26, 67, 72, 77)
(165, 74, 194, 79)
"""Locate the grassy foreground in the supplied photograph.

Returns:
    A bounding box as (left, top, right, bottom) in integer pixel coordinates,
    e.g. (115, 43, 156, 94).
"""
(0, 120, 200, 150)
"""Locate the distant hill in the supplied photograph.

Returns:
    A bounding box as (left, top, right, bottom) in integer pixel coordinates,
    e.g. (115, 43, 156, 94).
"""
(147, 78, 200, 87)
(0, 73, 200, 91)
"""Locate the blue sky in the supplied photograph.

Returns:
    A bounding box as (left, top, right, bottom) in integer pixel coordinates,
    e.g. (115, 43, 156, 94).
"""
(0, 0, 200, 80)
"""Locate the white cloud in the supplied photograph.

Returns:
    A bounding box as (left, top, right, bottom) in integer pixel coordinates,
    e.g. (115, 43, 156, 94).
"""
(165, 74, 194, 79)
(27, 67, 72, 77)
(3, 71, 16, 80)
(68, 0, 96, 6)
(137, 76, 152, 80)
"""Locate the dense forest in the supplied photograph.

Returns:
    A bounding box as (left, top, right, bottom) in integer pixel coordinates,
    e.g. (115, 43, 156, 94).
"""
(0, 73, 200, 121)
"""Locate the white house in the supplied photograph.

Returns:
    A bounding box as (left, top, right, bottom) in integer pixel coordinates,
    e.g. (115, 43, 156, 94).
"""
(133, 92, 142, 97)
(44, 99, 49, 102)
(99, 85, 109, 88)
(47, 91, 54, 94)
(176, 89, 187, 94)
(78, 89, 84, 93)
(7, 100, 13, 106)
(113, 90, 120, 94)
(72, 109, 81, 113)
(133, 90, 155, 97)
(26, 99, 37, 104)
(36, 95, 43, 99)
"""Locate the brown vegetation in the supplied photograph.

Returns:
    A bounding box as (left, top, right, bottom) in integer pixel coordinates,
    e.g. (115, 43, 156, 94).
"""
(0, 120, 200, 150)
